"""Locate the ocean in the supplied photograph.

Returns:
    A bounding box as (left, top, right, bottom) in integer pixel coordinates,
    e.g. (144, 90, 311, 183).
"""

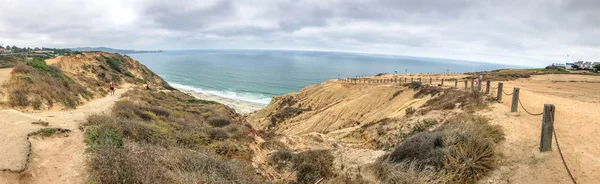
(129, 50, 515, 114)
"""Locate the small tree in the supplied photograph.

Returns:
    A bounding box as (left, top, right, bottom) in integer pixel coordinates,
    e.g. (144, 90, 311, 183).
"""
(594, 64, 600, 72)
(572, 65, 580, 70)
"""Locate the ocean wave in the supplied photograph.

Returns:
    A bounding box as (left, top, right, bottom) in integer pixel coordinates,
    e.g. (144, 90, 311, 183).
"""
(170, 83, 272, 105)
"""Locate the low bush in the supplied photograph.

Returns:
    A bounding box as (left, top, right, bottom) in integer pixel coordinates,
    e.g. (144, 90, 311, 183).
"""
(292, 150, 335, 183)
(208, 117, 231, 127)
(84, 125, 124, 148)
(405, 107, 415, 115)
(260, 139, 289, 151)
(377, 113, 504, 183)
(186, 99, 220, 104)
(268, 150, 294, 171)
(39, 128, 57, 136)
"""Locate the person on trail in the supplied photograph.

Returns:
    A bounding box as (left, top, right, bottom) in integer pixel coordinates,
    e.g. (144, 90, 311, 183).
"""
(109, 82, 115, 95)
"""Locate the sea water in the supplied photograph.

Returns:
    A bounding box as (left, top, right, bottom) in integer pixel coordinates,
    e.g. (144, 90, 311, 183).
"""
(129, 50, 514, 114)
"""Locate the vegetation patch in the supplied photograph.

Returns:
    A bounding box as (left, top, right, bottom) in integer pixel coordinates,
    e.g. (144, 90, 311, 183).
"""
(186, 99, 220, 104)
(374, 113, 504, 183)
(268, 149, 335, 183)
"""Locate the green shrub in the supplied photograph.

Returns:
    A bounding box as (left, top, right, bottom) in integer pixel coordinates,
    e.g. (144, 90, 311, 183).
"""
(84, 125, 124, 148)
(405, 107, 415, 115)
(186, 99, 219, 104)
(40, 128, 57, 136)
(104, 56, 122, 72)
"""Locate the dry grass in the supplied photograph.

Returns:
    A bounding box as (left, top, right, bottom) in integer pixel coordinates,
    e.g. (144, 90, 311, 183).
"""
(3, 60, 92, 109)
(0, 54, 26, 68)
(374, 113, 504, 183)
(88, 143, 261, 184)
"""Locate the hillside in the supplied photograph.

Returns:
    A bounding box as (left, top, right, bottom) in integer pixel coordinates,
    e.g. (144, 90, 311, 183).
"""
(70, 47, 163, 54)
(0, 52, 171, 110)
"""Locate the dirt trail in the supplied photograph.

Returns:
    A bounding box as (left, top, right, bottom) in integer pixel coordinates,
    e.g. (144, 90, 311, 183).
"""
(480, 74, 600, 183)
(0, 87, 130, 184)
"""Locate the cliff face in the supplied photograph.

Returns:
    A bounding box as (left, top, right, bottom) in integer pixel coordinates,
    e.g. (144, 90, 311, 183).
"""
(246, 80, 431, 136)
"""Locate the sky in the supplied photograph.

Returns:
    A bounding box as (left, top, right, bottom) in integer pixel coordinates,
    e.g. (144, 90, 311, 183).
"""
(0, 0, 598, 67)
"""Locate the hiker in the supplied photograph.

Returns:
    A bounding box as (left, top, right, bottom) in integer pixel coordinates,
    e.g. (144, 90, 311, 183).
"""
(109, 82, 115, 95)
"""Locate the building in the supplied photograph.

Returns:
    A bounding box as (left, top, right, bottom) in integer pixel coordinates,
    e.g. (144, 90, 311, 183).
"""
(583, 61, 593, 69)
(565, 63, 574, 70)
(0, 48, 4, 53)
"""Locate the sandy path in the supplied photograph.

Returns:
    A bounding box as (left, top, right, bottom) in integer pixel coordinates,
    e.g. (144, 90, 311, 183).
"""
(0, 87, 129, 184)
(480, 75, 600, 183)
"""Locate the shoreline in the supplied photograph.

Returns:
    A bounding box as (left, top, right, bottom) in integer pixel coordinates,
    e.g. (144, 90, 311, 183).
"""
(176, 87, 268, 114)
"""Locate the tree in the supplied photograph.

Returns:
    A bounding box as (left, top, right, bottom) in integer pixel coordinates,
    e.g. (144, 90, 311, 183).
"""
(572, 65, 580, 70)
(594, 64, 600, 72)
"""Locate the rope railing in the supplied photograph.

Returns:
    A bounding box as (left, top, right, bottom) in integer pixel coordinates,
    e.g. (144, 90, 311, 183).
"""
(517, 98, 544, 116)
(502, 89, 513, 96)
(554, 129, 577, 184)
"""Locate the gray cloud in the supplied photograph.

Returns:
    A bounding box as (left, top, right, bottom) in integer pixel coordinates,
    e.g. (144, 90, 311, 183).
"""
(0, 0, 599, 67)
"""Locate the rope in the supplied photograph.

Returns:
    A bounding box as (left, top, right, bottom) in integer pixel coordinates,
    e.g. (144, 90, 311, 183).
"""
(554, 128, 577, 184)
(517, 98, 543, 116)
(502, 89, 513, 96)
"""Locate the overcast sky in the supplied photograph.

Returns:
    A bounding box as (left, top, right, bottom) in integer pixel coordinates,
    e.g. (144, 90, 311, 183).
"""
(0, 0, 598, 67)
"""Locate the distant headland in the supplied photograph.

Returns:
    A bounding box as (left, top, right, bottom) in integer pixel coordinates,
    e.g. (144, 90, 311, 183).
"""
(70, 47, 163, 54)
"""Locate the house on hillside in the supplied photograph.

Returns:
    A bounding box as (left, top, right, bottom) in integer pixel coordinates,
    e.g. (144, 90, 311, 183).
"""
(0, 48, 4, 53)
(583, 61, 593, 69)
(566, 63, 574, 70)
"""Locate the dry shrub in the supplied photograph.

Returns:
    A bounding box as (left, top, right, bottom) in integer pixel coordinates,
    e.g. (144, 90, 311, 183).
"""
(208, 128, 229, 140)
(389, 132, 444, 168)
(88, 143, 261, 184)
(208, 117, 231, 127)
(414, 86, 440, 98)
(376, 113, 504, 183)
(268, 150, 294, 171)
(260, 139, 289, 150)
(292, 150, 335, 183)
(421, 89, 487, 114)
(373, 158, 438, 184)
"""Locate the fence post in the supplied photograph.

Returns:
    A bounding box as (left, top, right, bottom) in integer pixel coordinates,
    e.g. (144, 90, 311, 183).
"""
(471, 79, 475, 90)
(540, 104, 555, 152)
(477, 79, 482, 92)
(464, 80, 468, 90)
(485, 80, 491, 94)
(411, 77, 413, 82)
(441, 79, 444, 86)
(454, 80, 457, 88)
(404, 78, 407, 83)
(419, 77, 422, 82)
(430, 78, 432, 84)
(511, 87, 520, 112)
(497, 82, 503, 101)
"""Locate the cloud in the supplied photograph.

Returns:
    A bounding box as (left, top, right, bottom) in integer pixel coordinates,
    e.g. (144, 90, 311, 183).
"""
(0, 0, 598, 67)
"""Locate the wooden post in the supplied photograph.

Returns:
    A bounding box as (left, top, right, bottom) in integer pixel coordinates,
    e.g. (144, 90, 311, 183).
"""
(485, 80, 491, 94)
(441, 79, 444, 86)
(404, 78, 407, 83)
(511, 88, 520, 112)
(454, 80, 457, 88)
(471, 79, 475, 90)
(430, 78, 432, 84)
(497, 82, 503, 102)
(464, 80, 468, 90)
(419, 77, 422, 82)
(477, 79, 482, 92)
(540, 104, 555, 152)
(411, 77, 413, 82)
